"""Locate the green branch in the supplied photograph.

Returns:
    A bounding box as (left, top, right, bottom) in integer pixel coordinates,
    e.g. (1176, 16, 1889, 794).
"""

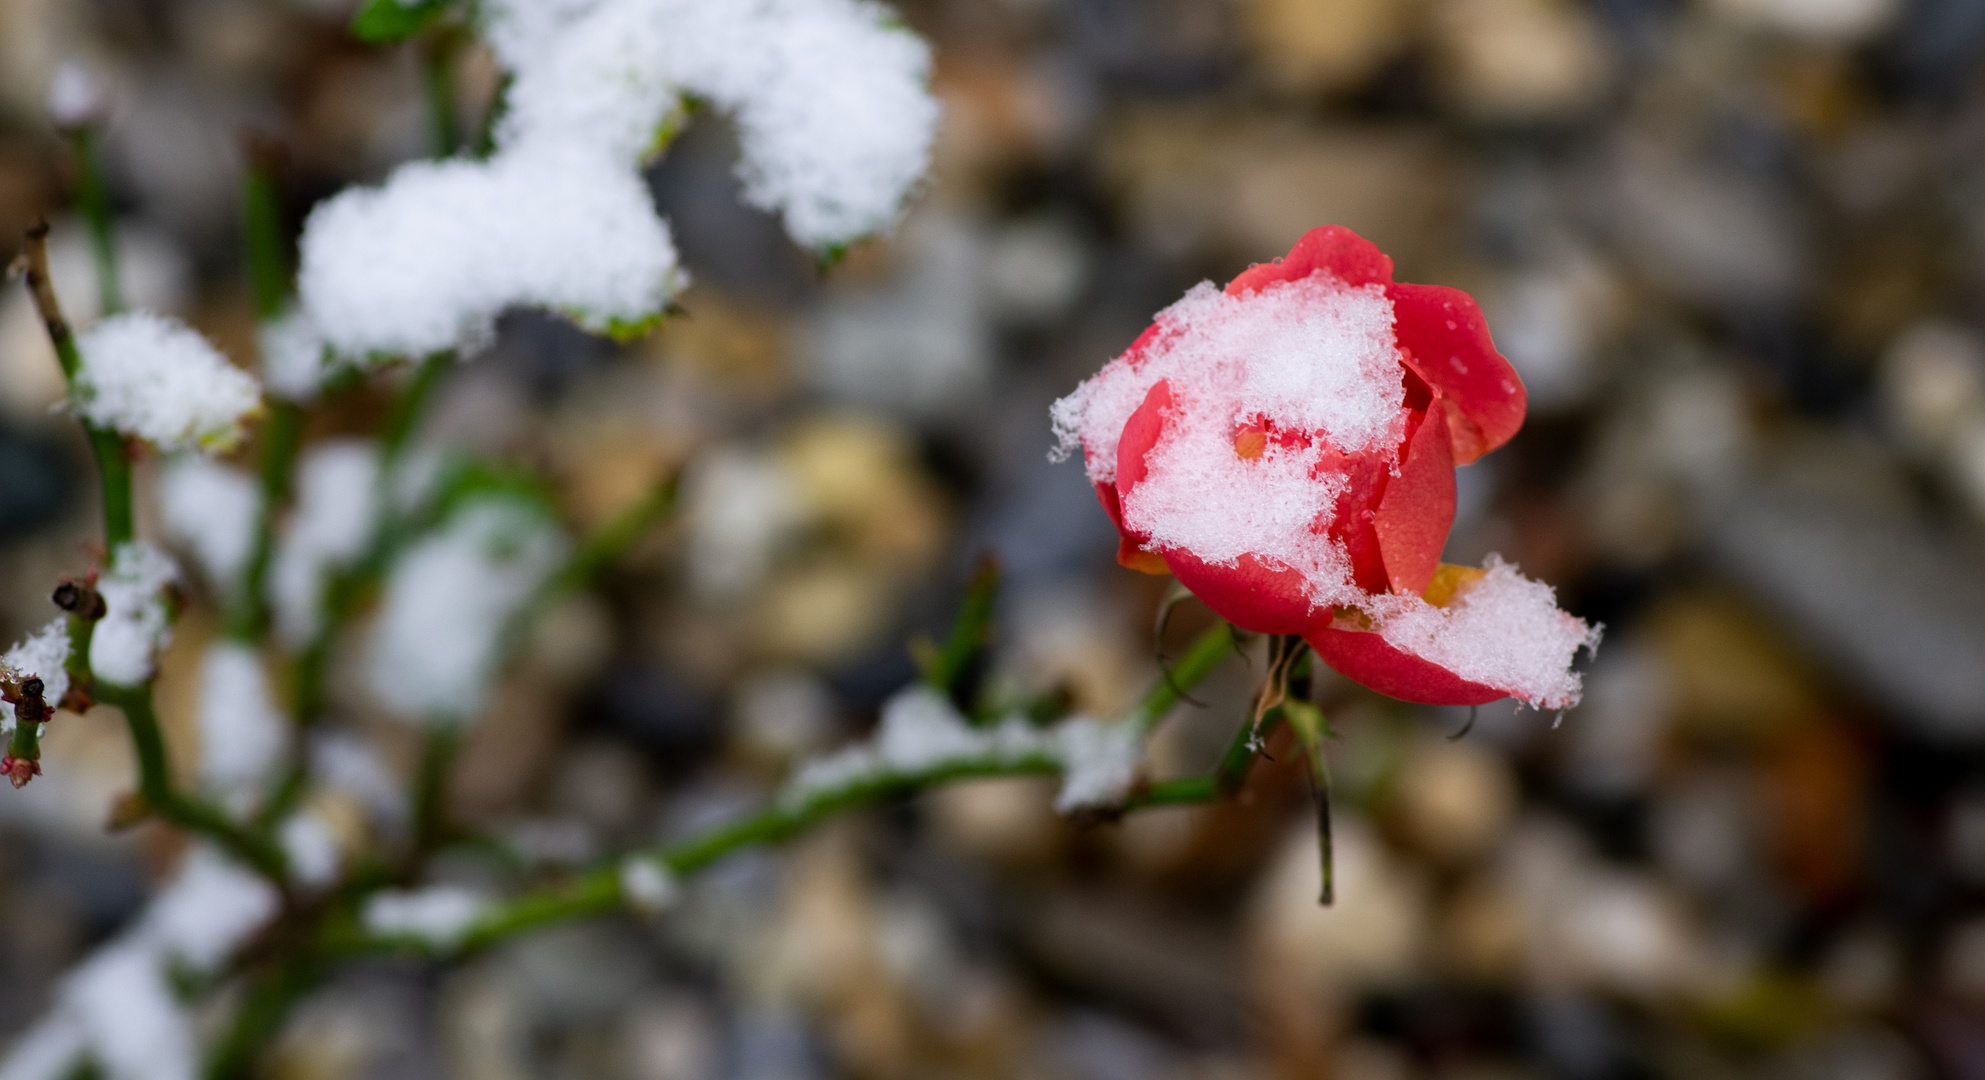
(96, 684, 286, 877)
(335, 621, 1238, 958)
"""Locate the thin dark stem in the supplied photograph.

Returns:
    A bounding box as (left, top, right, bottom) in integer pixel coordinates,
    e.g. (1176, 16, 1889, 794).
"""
(18, 221, 132, 546)
(410, 726, 459, 856)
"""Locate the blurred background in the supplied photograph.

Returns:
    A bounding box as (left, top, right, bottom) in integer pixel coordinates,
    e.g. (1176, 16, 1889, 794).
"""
(4, 0, 1985, 1077)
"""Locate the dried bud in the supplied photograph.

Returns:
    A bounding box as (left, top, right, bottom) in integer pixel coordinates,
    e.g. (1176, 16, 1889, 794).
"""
(2, 756, 40, 789)
(53, 577, 107, 620)
(13, 679, 47, 727)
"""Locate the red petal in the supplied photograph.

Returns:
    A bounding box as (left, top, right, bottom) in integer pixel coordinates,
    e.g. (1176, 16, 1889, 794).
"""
(1226, 226, 1395, 297)
(1387, 283, 1526, 464)
(1304, 626, 1508, 705)
(1373, 407, 1456, 596)
(1115, 380, 1174, 500)
(1166, 548, 1326, 635)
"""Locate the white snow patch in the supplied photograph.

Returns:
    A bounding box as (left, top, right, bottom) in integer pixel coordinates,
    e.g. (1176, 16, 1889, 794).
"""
(0, 1015, 87, 1080)
(89, 542, 179, 687)
(1366, 555, 1603, 710)
(779, 686, 1143, 814)
(45, 61, 103, 127)
(271, 440, 381, 646)
(195, 641, 290, 806)
(2, 619, 71, 716)
(62, 940, 194, 1080)
(259, 305, 337, 400)
(363, 886, 491, 949)
(71, 312, 261, 452)
(365, 498, 566, 723)
(619, 855, 679, 916)
(280, 812, 343, 890)
(1051, 716, 1143, 812)
(159, 455, 261, 594)
(142, 846, 281, 971)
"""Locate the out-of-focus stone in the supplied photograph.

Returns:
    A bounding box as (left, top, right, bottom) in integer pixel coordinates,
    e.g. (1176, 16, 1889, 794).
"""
(732, 668, 838, 767)
(450, 675, 563, 823)
(751, 561, 894, 665)
(1247, 817, 1429, 995)
(1241, 0, 1422, 95)
(1879, 320, 1985, 456)
(1557, 637, 1673, 799)
(620, 994, 721, 1080)
(806, 212, 991, 423)
(1603, 139, 1807, 311)
(1762, 718, 1865, 905)
(1704, 435, 1985, 739)
(1099, 110, 1456, 269)
(981, 216, 1092, 327)
(1649, 767, 1761, 895)
(1502, 815, 1709, 997)
(545, 739, 653, 835)
(780, 413, 948, 572)
(1440, 874, 1526, 982)
(1822, 924, 1903, 1012)
(648, 288, 792, 399)
(1029, 889, 1247, 1041)
(1645, 593, 1822, 747)
(1482, 245, 1624, 412)
(1704, 0, 1901, 43)
(1429, 0, 1612, 122)
(929, 776, 1065, 867)
(1389, 737, 1519, 864)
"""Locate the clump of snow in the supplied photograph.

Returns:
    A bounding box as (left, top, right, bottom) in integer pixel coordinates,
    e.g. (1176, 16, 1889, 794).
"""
(0, 848, 278, 1080)
(296, 0, 935, 359)
(620, 855, 679, 916)
(259, 306, 337, 400)
(71, 312, 261, 452)
(1049, 278, 1407, 609)
(90, 542, 179, 687)
(365, 498, 566, 724)
(141, 846, 281, 971)
(779, 686, 1144, 814)
(279, 811, 342, 889)
(309, 731, 408, 828)
(0, 1015, 87, 1080)
(363, 886, 491, 949)
(297, 148, 680, 359)
(271, 441, 381, 645)
(62, 941, 194, 1080)
(1366, 555, 1603, 710)
(159, 456, 261, 595)
(195, 642, 290, 807)
(2, 619, 71, 716)
(1051, 717, 1143, 812)
(45, 60, 103, 127)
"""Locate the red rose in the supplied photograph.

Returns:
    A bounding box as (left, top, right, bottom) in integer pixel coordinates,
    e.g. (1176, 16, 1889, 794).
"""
(1052, 226, 1599, 708)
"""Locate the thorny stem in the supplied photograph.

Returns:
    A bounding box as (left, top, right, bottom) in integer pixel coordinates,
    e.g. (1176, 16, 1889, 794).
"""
(17, 221, 132, 546)
(334, 621, 1240, 958)
(96, 684, 286, 877)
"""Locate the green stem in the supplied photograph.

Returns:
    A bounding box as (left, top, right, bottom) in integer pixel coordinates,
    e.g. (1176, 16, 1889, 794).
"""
(97, 684, 286, 878)
(241, 160, 289, 320)
(410, 726, 458, 854)
(70, 127, 121, 317)
(88, 427, 133, 548)
(382, 352, 449, 457)
(919, 554, 998, 701)
(1129, 619, 1234, 739)
(224, 401, 303, 640)
(421, 32, 461, 157)
(337, 622, 1238, 957)
(204, 955, 323, 1080)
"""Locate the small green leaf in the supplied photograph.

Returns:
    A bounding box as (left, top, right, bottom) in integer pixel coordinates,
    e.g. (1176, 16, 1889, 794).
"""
(351, 0, 454, 43)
